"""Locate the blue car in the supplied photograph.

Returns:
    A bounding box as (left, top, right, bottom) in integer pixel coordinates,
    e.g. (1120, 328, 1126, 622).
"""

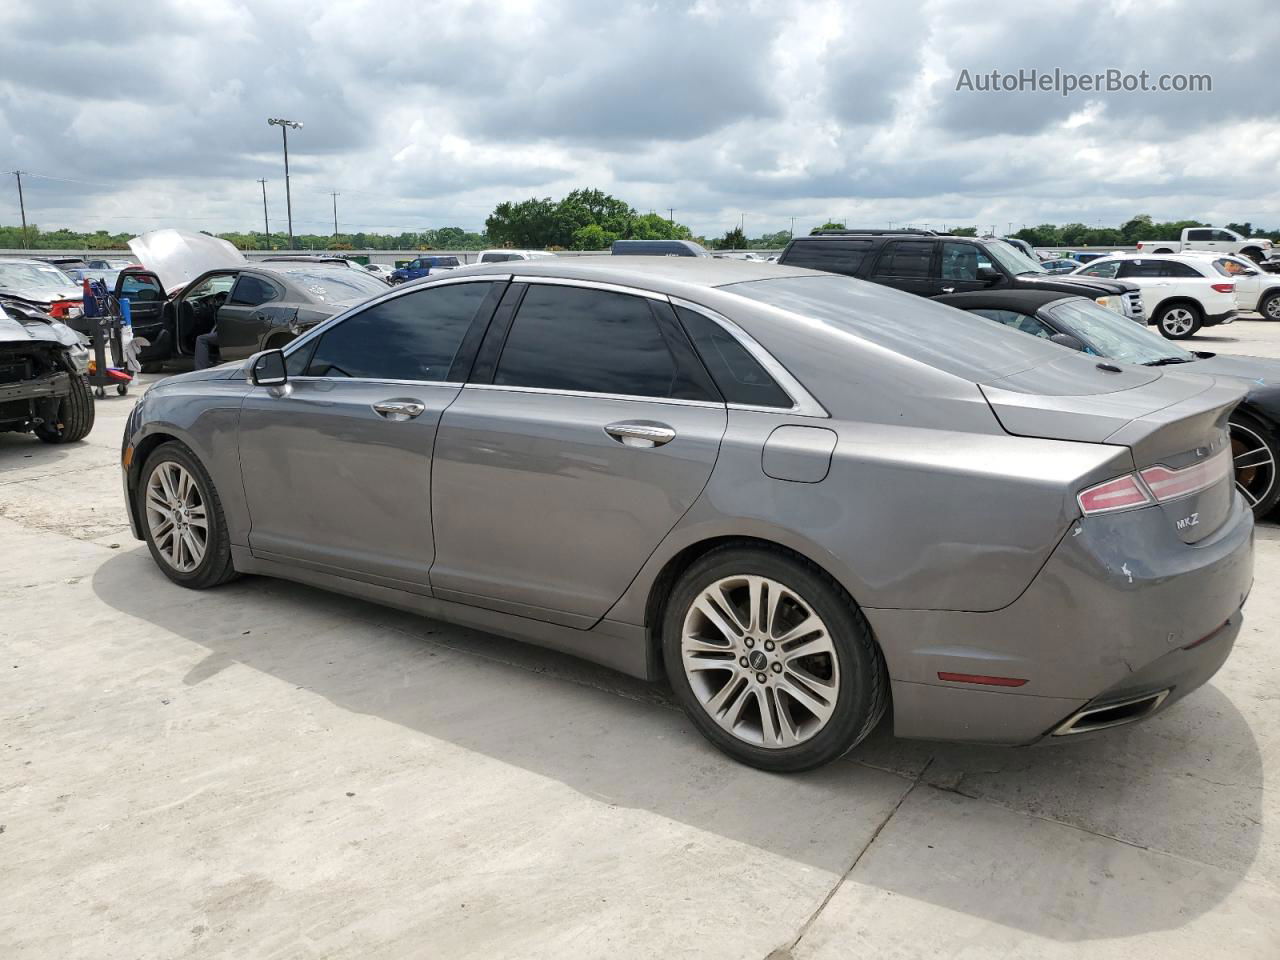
(390, 255, 461, 284)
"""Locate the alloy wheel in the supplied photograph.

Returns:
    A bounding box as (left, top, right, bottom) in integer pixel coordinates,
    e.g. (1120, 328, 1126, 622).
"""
(1161, 308, 1196, 336)
(1265, 297, 1280, 320)
(1231, 421, 1277, 511)
(144, 461, 209, 573)
(681, 575, 840, 749)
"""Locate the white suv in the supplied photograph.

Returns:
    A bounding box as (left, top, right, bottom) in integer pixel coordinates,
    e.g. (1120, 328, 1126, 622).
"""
(1072, 253, 1238, 339)
(472, 249, 557, 264)
(1179, 251, 1280, 320)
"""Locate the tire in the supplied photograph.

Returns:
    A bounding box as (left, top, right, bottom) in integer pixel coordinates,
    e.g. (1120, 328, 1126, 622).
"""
(1230, 412, 1280, 519)
(1258, 290, 1280, 321)
(35, 374, 95, 444)
(1155, 302, 1203, 339)
(137, 441, 238, 589)
(662, 544, 888, 772)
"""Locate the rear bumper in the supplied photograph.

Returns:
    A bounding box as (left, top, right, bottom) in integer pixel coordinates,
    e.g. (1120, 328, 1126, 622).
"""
(1204, 309, 1238, 327)
(866, 492, 1254, 744)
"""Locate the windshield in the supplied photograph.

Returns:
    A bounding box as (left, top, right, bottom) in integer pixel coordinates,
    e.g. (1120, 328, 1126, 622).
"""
(986, 239, 1045, 275)
(0, 261, 78, 296)
(277, 267, 389, 305)
(1046, 298, 1195, 365)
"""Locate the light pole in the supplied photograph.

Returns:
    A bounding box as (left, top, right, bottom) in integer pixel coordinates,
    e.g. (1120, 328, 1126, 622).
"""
(330, 192, 340, 237)
(267, 117, 302, 249)
(257, 179, 269, 244)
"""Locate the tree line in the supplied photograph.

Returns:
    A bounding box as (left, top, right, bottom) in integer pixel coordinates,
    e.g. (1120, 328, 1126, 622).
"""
(2, 198, 1278, 253)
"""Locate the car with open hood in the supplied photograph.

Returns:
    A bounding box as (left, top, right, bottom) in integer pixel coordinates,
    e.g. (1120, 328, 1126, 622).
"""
(114, 229, 389, 371)
(121, 257, 1252, 771)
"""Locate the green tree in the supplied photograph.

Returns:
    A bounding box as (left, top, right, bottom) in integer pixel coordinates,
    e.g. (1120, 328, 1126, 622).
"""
(485, 197, 560, 248)
(810, 222, 845, 234)
(759, 229, 792, 248)
(571, 223, 617, 251)
(949, 226, 978, 237)
(716, 226, 748, 250)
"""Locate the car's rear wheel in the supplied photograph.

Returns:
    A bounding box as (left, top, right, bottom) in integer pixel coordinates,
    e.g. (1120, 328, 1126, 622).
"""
(662, 545, 887, 772)
(1155, 302, 1202, 339)
(1258, 291, 1280, 320)
(138, 442, 238, 589)
(1230, 413, 1280, 518)
(35, 373, 95, 444)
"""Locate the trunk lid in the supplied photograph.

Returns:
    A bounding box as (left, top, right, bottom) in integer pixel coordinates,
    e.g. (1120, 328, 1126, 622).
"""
(981, 354, 1244, 542)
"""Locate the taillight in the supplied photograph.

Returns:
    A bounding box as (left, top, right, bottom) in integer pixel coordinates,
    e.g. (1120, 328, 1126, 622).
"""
(1135, 242, 1146, 250)
(1210, 282, 1234, 293)
(1077, 449, 1232, 516)
(1139, 448, 1231, 502)
(1077, 475, 1153, 515)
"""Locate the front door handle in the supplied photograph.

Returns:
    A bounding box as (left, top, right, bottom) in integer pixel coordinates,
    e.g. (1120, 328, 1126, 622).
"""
(373, 399, 426, 421)
(940, 286, 956, 294)
(604, 421, 676, 447)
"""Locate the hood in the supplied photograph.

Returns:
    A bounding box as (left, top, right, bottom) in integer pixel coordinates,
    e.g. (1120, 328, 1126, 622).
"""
(0, 270, 82, 305)
(1186, 352, 1280, 389)
(0, 304, 80, 347)
(128, 229, 246, 293)
(1021, 274, 1136, 296)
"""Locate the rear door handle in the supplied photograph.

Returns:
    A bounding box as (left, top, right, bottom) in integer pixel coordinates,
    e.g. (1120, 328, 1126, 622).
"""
(604, 421, 676, 447)
(940, 286, 956, 294)
(373, 399, 426, 421)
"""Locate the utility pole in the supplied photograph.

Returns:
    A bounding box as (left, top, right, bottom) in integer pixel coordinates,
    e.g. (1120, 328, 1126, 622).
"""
(257, 179, 269, 242)
(330, 192, 340, 236)
(267, 118, 303, 249)
(12, 170, 29, 248)
(668, 207, 674, 225)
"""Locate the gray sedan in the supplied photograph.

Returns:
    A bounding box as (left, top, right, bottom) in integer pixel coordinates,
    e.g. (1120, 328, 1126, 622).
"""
(121, 258, 1254, 771)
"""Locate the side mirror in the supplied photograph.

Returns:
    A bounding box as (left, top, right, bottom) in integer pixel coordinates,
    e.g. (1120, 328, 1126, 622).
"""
(1049, 333, 1087, 352)
(977, 265, 1001, 284)
(250, 348, 287, 385)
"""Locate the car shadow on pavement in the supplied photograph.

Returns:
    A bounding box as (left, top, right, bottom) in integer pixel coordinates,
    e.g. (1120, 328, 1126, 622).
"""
(90, 548, 1266, 942)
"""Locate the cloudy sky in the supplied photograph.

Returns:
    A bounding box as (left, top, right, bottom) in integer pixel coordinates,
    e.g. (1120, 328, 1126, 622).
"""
(2, 0, 1278, 240)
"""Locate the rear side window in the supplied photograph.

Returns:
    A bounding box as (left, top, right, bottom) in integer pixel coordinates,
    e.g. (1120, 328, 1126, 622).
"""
(1161, 261, 1203, 278)
(479, 253, 515, 263)
(873, 240, 934, 278)
(676, 306, 792, 408)
(494, 284, 701, 400)
(229, 274, 279, 306)
(781, 240, 871, 276)
(1118, 260, 1166, 278)
(303, 282, 494, 381)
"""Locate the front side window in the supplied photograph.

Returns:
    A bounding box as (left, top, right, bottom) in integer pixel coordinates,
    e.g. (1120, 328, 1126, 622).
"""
(940, 242, 985, 280)
(302, 281, 494, 381)
(873, 240, 934, 278)
(1079, 260, 1120, 278)
(185, 273, 237, 302)
(480, 253, 515, 263)
(494, 284, 694, 399)
(1211, 230, 1237, 241)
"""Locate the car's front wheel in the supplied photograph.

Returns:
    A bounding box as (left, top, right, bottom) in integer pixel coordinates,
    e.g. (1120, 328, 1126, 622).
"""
(1155, 302, 1203, 339)
(35, 373, 95, 444)
(138, 441, 238, 589)
(1230, 413, 1280, 518)
(662, 545, 888, 772)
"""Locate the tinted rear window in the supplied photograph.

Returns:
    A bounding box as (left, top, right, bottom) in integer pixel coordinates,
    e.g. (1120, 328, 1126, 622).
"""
(781, 240, 872, 276)
(724, 275, 1065, 382)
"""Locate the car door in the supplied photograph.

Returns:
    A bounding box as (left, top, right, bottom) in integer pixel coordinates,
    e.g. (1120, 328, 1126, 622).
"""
(115, 271, 167, 331)
(937, 240, 1001, 294)
(236, 278, 504, 590)
(429, 280, 728, 627)
(867, 239, 938, 297)
(217, 272, 285, 361)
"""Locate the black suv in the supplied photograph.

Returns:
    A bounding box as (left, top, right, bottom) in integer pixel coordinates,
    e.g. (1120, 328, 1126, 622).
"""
(778, 230, 1145, 322)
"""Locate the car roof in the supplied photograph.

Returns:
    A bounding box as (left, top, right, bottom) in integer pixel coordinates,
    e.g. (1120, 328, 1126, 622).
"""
(933, 289, 1080, 313)
(445, 254, 811, 292)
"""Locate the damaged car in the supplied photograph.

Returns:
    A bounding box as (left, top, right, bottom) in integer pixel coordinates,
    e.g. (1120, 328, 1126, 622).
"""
(0, 296, 94, 444)
(115, 230, 388, 371)
(0, 258, 86, 321)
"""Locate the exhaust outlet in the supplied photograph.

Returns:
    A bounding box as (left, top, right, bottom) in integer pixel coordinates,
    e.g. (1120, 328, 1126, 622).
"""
(1052, 689, 1171, 736)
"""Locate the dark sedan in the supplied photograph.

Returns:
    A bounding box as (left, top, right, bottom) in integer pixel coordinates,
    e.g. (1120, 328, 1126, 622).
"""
(115, 262, 388, 372)
(937, 289, 1280, 516)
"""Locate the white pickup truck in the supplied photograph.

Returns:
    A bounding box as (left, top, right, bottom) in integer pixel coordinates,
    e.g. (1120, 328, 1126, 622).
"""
(1135, 227, 1274, 263)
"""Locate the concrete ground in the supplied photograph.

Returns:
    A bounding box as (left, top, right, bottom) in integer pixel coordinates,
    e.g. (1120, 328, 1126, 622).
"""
(2, 319, 1280, 960)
